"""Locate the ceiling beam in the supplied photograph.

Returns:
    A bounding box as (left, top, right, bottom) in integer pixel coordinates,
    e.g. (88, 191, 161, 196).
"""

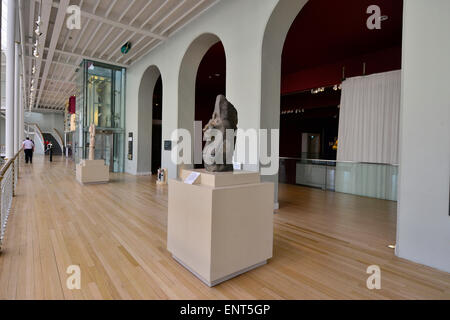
(81, 21, 102, 56)
(161, 0, 210, 36)
(26, 45, 129, 68)
(31, 0, 52, 109)
(33, 0, 167, 41)
(121, 0, 193, 64)
(90, 0, 137, 57)
(112, 0, 170, 61)
(129, 0, 220, 66)
(26, 75, 76, 85)
(25, 54, 77, 68)
(98, 0, 154, 60)
(18, 0, 29, 105)
(27, 0, 36, 108)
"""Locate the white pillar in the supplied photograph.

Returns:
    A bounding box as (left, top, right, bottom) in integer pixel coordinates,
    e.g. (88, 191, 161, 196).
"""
(19, 75, 24, 144)
(14, 41, 20, 153)
(396, 0, 450, 273)
(5, 0, 16, 159)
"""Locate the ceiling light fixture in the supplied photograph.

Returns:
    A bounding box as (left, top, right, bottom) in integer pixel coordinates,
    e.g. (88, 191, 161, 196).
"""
(35, 26, 42, 37)
(311, 87, 325, 94)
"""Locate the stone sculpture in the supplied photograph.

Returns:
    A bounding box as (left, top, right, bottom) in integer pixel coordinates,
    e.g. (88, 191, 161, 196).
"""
(89, 123, 96, 161)
(202, 95, 238, 172)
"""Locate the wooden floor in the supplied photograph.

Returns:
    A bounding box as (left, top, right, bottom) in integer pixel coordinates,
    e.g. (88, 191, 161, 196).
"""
(0, 155, 449, 300)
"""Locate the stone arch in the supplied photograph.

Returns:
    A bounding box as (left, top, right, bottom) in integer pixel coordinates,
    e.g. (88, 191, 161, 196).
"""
(137, 65, 162, 174)
(177, 33, 226, 170)
(260, 0, 309, 207)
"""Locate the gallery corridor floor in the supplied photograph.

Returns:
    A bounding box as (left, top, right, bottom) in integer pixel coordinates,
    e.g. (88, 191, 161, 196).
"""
(0, 155, 449, 299)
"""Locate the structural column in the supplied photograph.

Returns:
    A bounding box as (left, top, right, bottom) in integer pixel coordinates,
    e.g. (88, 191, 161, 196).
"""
(19, 75, 24, 144)
(396, 0, 450, 273)
(14, 42, 20, 153)
(5, 0, 16, 159)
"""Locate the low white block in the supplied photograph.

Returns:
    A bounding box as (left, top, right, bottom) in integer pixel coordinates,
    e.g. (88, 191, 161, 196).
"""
(76, 159, 110, 184)
(167, 170, 274, 286)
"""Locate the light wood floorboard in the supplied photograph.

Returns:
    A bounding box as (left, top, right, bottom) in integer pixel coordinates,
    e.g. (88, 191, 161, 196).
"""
(0, 155, 449, 299)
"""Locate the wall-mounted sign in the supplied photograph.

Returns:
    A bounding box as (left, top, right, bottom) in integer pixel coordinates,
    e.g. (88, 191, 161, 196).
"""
(184, 172, 201, 185)
(164, 140, 172, 151)
(121, 42, 132, 55)
(128, 132, 133, 160)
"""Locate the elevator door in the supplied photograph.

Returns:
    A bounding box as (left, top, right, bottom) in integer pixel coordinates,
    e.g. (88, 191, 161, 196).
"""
(96, 131, 114, 172)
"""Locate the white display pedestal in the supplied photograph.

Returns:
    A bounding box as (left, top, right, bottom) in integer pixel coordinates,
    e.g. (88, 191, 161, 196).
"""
(76, 159, 109, 185)
(167, 169, 274, 287)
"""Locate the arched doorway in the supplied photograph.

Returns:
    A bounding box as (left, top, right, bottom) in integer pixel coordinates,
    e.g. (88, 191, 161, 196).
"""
(194, 42, 226, 168)
(261, 0, 309, 208)
(178, 33, 226, 172)
(262, 0, 404, 256)
(278, 0, 403, 194)
(138, 65, 162, 175)
(262, 0, 403, 205)
(152, 76, 163, 174)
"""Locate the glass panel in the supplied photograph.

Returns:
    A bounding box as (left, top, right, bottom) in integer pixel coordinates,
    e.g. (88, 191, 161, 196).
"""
(87, 65, 112, 128)
(113, 132, 124, 173)
(75, 60, 126, 172)
(279, 158, 398, 201)
(113, 69, 124, 129)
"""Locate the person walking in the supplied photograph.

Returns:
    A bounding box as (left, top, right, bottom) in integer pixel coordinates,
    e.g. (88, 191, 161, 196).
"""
(46, 142, 54, 162)
(22, 137, 35, 164)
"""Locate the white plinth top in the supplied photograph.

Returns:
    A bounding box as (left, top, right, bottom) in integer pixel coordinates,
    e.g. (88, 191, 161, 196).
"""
(180, 169, 260, 187)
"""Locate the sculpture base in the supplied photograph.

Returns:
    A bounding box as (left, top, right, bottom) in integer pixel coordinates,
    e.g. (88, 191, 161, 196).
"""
(76, 160, 109, 185)
(172, 255, 267, 287)
(168, 169, 274, 286)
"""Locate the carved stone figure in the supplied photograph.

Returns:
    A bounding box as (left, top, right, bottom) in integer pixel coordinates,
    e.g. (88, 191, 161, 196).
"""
(89, 123, 96, 161)
(203, 95, 238, 172)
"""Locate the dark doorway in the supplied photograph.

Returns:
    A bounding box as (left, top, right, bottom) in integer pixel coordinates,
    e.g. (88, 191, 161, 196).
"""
(194, 42, 226, 168)
(151, 76, 162, 174)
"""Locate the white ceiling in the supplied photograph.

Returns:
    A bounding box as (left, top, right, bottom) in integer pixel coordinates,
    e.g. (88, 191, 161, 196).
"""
(21, 0, 220, 112)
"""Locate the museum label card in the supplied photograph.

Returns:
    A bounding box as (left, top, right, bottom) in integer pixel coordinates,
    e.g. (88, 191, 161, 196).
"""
(184, 172, 201, 185)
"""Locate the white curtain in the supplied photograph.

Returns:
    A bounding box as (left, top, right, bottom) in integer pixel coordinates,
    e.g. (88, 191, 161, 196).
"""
(337, 70, 401, 164)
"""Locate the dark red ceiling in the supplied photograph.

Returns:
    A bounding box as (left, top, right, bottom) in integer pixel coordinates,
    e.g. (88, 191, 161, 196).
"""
(282, 0, 403, 75)
(195, 0, 403, 95)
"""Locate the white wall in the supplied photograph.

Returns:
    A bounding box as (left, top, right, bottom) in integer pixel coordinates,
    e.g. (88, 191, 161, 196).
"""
(396, 0, 450, 273)
(24, 111, 64, 135)
(0, 116, 4, 146)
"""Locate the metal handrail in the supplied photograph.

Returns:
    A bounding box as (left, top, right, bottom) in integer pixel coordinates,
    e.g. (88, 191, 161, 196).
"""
(0, 148, 23, 177)
(279, 157, 399, 167)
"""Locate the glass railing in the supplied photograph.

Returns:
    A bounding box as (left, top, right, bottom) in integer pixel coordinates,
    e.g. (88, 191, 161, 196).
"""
(279, 157, 399, 201)
(0, 148, 23, 250)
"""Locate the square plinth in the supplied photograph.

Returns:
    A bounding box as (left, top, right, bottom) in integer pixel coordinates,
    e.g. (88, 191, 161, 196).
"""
(167, 170, 274, 287)
(76, 159, 110, 184)
(180, 169, 260, 187)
